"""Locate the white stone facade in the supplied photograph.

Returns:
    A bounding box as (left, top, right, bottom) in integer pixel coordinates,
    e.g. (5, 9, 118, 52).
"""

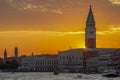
(98, 49, 120, 73)
(86, 56, 99, 73)
(58, 49, 84, 72)
(85, 48, 120, 73)
(19, 55, 58, 72)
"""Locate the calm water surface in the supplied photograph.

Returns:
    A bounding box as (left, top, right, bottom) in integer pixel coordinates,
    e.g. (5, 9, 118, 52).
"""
(0, 72, 120, 80)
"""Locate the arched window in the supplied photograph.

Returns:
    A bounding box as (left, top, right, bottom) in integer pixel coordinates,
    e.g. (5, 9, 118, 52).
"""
(90, 23, 94, 28)
(63, 56, 65, 60)
(90, 31, 94, 34)
(67, 56, 69, 60)
(76, 56, 77, 60)
(59, 56, 61, 60)
(72, 56, 74, 59)
(80, 57, 81, 60)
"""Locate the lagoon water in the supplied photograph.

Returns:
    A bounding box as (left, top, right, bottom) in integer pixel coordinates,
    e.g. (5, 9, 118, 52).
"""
(0, 72, 120, 80)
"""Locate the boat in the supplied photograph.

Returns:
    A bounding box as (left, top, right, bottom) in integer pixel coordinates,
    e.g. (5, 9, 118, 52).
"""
(62, 69, 71, 73)
(76, 75, 82, 78)
(53, 70, 59, 75)
(102, 67, 118, 77)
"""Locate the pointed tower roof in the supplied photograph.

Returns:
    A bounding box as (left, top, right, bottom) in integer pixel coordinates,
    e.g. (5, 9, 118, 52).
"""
(15, 46, 17, 48)
(15, 46, 18, 51)
(4, 48, 7, 57)
(4, 48, 7, 54)
(86, 5, 95, 23)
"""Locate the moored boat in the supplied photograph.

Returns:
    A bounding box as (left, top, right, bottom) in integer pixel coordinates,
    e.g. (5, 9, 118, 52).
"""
(102, 67, 118, 77)
(53, 70, 59, 75)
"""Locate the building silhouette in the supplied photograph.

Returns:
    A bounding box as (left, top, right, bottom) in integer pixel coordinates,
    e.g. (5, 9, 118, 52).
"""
(85, 5, 96, 48)
(15, 46, 18, 58)
(4, 49, 7, 61)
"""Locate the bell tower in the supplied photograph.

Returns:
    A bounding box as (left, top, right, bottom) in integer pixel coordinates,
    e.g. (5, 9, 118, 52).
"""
(85, 5, 96, 48)
(15, 46, 18, 58)
(4, 49, 7, 61)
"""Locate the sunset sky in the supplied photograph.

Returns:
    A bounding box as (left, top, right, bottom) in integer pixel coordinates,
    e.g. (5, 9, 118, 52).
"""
(0, 0, 120, 57)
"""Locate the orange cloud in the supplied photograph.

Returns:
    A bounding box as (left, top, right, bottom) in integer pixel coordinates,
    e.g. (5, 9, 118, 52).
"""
(109, 0, 120, 5)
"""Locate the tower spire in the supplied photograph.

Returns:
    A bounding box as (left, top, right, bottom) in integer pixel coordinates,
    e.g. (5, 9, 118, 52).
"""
(15, 46, 18, 58)
(90, 5, 91, 8)
(4, 48, 7, 61)
(86, 5, 95, 24)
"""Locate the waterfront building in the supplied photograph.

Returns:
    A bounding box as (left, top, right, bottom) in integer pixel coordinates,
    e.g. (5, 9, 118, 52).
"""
(58, 49, 84, 72)
(98, 49, 120, 73)
(19, 54, 58, 72)
(86, 56, 99, 73)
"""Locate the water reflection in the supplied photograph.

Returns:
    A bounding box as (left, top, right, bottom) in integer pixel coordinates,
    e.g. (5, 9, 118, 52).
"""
(0, 72, 119, 80)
